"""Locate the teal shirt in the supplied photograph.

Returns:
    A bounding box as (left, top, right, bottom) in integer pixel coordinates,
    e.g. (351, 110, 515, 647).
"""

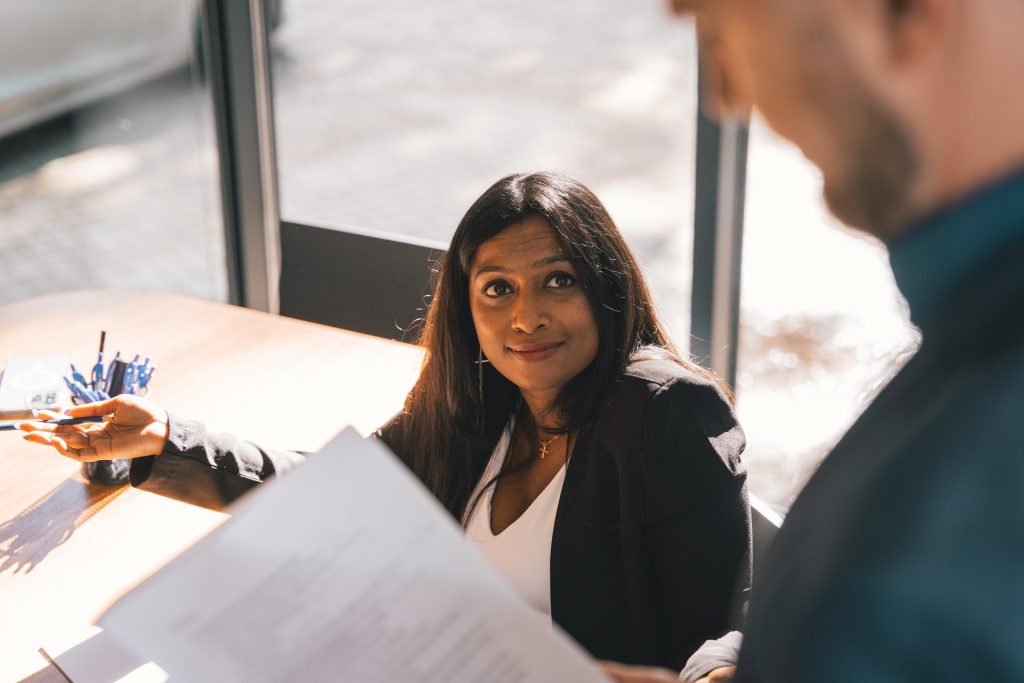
(735, 168, 1024, 683)
(889, 168, 1024, 336)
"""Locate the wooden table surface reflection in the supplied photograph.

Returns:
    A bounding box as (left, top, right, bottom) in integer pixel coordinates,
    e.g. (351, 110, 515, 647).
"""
(0, 290, 423, 681)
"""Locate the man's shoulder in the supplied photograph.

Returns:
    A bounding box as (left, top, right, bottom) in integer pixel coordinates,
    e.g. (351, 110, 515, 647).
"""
(788, 327, 1024, 542)
(745, 325, 1024, 678)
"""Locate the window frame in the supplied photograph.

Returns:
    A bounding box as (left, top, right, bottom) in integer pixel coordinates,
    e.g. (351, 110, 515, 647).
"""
(204, 0, 749, 380)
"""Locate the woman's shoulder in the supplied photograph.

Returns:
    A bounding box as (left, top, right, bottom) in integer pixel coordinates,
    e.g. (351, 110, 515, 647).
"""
(606, 347, 744, 464)
(615, 347, 731, 410)
(614, 348, 746, 513)
(572, 348, 745, 522)
(590, 348, 738, 451)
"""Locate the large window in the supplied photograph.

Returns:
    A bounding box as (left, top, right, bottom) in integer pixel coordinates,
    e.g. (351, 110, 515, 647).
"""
(735, 116, 919, 506)
(0, 2, 224, 304)
(270, 0, 700, 343)
(1, 2, 923, 508)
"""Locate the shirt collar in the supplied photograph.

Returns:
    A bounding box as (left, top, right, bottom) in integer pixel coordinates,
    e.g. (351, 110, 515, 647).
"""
(888, 167, 1024, 335)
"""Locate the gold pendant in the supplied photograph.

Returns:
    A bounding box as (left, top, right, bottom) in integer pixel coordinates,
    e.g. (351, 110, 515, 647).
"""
(539, 435, 558, 460)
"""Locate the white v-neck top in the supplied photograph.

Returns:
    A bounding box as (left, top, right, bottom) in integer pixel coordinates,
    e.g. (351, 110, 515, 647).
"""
(463, 422, 568, 615)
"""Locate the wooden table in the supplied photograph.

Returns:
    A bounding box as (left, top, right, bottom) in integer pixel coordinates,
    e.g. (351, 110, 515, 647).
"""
(0, 290, 424, 682)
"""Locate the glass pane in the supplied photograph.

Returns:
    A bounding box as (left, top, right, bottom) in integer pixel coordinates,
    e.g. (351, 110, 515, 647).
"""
(736, 116, 920, 507)
(0, 2, 225, 304)
(272, 1, 698, 344)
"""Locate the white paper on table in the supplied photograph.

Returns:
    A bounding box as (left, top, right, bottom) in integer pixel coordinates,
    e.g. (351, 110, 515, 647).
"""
(99, 428, 609, 683)
(40, 626, 168, 683)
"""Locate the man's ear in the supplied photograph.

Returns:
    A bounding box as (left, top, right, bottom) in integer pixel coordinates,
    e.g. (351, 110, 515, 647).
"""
(836, 0, 955, 71)
(695, 16, 754, 122)
(882, 0, 957, 67)
(667, 0, 699, 18)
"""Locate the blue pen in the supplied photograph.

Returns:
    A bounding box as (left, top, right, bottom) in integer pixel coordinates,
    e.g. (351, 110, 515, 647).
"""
(131, 355, 143, 394)
(64, 376, 86, 402)
(137, 357, 151, 386)
(91, 331, 106, 392)
(139, 365, 156, 389)
(104, 351, 121, 392)
(65, 377, 96, 403)
(0, 416, 105, 432)
(123, 355, 140, 395)
(132, 356, 144, 394)
(69, 364, 88, 389)
(72, 379, 99, 403)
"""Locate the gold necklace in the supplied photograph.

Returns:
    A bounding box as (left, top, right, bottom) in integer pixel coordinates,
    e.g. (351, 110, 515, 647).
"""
(538, 434, 560, 460)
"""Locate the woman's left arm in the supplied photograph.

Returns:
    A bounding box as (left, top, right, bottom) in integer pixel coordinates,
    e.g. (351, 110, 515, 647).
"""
(641, 377, 752, 671)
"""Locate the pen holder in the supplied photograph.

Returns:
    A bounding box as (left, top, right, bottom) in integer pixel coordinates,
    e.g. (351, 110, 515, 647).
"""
(75, 359, 141, 485)
(81, 451, 131, 485)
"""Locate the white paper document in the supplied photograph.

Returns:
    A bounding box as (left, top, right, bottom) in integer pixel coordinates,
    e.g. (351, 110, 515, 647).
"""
(99, 429, 608, 682)
(40, 627, 168, 683)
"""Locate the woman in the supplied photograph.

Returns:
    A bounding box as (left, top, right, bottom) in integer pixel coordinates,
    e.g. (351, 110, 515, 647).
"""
(22, 172, 751, 671)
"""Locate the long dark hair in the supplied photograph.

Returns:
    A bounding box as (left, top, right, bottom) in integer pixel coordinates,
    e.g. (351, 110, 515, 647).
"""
(381, 171, 727, 519)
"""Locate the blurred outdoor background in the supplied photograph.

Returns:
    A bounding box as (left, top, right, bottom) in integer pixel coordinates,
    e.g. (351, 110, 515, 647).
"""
(0, 0, 919, 507)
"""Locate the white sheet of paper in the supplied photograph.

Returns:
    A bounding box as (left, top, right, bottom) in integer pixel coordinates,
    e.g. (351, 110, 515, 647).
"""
(99, 429, 608, 683)
(40, 626, 168, 683)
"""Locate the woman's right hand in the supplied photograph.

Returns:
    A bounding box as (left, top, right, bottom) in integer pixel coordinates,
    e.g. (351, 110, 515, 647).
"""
(19, 394, 170, 462)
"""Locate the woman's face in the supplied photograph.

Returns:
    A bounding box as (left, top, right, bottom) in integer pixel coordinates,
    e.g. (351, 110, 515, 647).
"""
(468, 216, 599, 413)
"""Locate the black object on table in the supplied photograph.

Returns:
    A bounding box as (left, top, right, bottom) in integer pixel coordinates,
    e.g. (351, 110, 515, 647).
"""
(81, 358, 131, 485)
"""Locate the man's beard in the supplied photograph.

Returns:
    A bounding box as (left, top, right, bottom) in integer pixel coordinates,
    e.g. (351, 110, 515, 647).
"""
(819, 70, 920, 241)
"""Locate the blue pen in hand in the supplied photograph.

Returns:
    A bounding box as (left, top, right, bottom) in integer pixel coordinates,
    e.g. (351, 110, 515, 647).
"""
(0, 416, 105, 432)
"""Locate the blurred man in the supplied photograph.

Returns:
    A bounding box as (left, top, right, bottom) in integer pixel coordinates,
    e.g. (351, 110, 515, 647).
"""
(604, 0, 1024, 681)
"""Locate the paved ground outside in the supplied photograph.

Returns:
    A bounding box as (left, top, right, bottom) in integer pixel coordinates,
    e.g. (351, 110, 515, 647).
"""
(0, 0, 916, 506)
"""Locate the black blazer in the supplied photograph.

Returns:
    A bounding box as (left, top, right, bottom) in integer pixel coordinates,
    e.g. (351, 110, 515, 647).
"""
(543, 355, 750, 669)
(130, 354, 751, 670)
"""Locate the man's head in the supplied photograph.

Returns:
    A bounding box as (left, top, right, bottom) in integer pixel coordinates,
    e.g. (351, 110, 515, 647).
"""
(672, 0, 1024, 240)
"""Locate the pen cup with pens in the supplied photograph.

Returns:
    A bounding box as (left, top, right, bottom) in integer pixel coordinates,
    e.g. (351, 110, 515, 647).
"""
(65, 331, 155, 485)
